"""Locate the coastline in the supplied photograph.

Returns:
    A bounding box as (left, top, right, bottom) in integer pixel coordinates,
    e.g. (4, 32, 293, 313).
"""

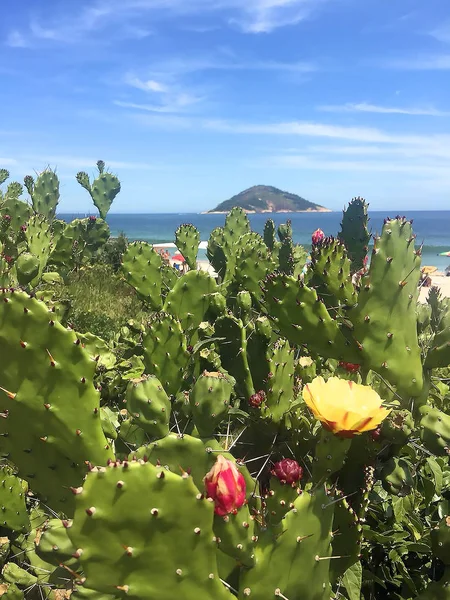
(203, 208, 332, 214)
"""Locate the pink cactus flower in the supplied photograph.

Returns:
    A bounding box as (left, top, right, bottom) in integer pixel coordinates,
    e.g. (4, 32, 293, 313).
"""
(311, 229, 325, 245)
(204, 455, 246, 516)
(339, 361, 360, 374)
(271, 458, 303, 485)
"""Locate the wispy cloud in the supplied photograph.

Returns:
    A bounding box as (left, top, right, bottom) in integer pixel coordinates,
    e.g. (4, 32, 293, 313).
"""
(429, 22, 450, 44)
(384, 55, 450, 70)
(121, 74, 206, 113)
(318, 102, 450, 116)
(127, 77, 169, 93)
(9, 0, 333, 47)
(229, 0, 328, 33)
(5, 30, 29, 48)
(264, 154, 450, 178)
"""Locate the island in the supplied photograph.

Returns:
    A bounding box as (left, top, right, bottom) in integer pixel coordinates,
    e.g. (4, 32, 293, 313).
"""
(206, 185, 330, 214)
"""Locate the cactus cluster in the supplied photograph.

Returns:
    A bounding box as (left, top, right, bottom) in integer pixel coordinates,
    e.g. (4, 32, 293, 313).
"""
(0, 163, 449, 600)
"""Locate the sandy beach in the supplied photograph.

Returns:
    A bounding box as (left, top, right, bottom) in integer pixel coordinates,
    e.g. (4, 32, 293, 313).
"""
(419, 272, 450, 302)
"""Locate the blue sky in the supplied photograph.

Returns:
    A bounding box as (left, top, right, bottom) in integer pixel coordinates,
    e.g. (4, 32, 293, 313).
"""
(1, 0, 450, 213)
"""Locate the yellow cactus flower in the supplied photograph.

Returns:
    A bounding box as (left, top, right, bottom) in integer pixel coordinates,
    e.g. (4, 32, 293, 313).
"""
(303, 376, 391, 437)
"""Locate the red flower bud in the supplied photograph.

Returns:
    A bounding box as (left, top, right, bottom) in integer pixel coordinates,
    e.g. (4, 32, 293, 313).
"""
(249, 390, 266, 408)
(339, 361, 360, 373)
(89, 215, 97, 222)
(311, 228, 325, 245)
(3, 215, 11, 222)
(20, 225, 27, 232)
(204, 455, 246, 516)
(271, 458, 303, 485)
(371, 427, 381, 442)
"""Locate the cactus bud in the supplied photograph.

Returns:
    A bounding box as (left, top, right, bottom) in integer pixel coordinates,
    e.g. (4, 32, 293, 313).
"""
(338, 361, 360, 373)
(311, 229, 325, 245)
(271, 459, 303, 485)
(89, 215, 97, 222)
(2, 214, 11, 222)
(204, 455, 246, 516)
(249, 390, 266, 408)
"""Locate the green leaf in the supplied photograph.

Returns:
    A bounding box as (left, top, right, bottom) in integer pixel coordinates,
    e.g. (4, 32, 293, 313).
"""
(426, 456, 443, 496)
(342, 561, 362, 600)
(392, 495, 414, 523)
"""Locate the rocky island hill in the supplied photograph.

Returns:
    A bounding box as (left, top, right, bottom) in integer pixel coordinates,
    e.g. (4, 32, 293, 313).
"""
(206, 185, 330, 213)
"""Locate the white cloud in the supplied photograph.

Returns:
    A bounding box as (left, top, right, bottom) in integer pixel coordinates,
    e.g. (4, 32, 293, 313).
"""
(318, 102, 450, 116)
(16, 0, 332, 46)
(263, 154, 450, 178)
(384, 55, 450, 70)
(126, 76, 168, 93)
(121, 75, 205, 113)
(5, 30, 29, 48)
(0, 158, 19, 166)
(429, 22, 450, 44)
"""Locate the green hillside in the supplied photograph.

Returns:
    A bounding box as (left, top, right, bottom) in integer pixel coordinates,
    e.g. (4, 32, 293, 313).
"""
(209, 185, 328, 213)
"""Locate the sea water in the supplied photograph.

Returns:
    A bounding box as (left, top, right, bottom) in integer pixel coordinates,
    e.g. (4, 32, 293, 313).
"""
(58, 210, 450, 271)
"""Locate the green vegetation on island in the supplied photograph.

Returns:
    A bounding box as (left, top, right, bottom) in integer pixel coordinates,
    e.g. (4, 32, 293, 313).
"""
(208, 184, 329, 213)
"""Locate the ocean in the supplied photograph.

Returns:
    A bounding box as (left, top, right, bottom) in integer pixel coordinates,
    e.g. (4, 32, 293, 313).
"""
(59, 211, 450, 271)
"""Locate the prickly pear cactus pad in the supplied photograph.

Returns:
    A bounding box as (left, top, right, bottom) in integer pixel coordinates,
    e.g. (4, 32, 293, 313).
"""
(65, 460, 231, 600)
(0, 290, 113, 513)
(338, 197, 370, 273)
(76, 161, 121, 219)
(352, 217, 423, 395)
(239, 487, 335, 600)
(263, 272, 360, 361)
(142, 313, 190, 396)
(0, 467, 30, 533)
(175, 223, 200, 270)
(28, 169, 60, 220)
(163, 269, 218, 334)
(121, 241, 163, 309)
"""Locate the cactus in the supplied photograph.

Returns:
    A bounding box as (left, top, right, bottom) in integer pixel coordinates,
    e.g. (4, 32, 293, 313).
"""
(431, 516, 450, 564)
(76, 161, 120, 219)
(307, 236, 357, 311)
(125, 376, 171, 438)
(264, 272, 360, 361)
(263, 219, 276, 250)
(0, 468, 30, 533)
(25, 169, 60, 220)
(175, 223, 200, 270)
(121, 241, 163, 309)
(214, 314, 255, 399)
(0, 290, 113, 514)
(418, 405, 450, 456)
(64, 459, 231, 599)
(189, 371, 233, 436)
(142, 313, 190, 397)
(239, 487, 335, 600)
(163, 270, 218, 334)
(381, 457, 415, 496)
(338, 196, 370, 273)
(352, 217, 423, 396)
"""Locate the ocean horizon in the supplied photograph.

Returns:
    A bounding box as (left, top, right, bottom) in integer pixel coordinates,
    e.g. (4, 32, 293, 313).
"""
(58, 210, 450, 271)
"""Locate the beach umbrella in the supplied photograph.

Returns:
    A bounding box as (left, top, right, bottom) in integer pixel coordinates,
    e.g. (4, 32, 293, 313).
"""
(172, 253, 185, 262)
(439, 251, 450, 257)
(421, 266, 437, 274)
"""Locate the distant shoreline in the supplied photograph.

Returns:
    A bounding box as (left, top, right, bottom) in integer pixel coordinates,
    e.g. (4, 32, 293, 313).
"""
(203, 208, 332, 214)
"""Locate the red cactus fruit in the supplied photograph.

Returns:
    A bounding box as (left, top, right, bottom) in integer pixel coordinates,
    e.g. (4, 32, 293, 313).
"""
(249, 390, 266, 408)
(339, 361, 360, 373)
(311, 228, 325, 245)
(271, 458, 303, 485)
